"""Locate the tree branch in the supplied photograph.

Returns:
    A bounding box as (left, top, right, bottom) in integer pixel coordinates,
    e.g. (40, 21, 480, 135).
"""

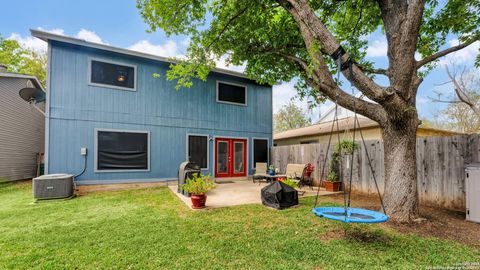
(446, 66, 480, 118)
(276, 0, 392, 105)
(274, 51, 388, 124)
(428, 97, 462, 104)
(416, 38, 479, 68)
(358, 66, 389, 76)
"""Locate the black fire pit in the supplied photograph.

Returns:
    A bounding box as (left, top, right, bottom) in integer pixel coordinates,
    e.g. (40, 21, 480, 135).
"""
(261, 181, 299, 210)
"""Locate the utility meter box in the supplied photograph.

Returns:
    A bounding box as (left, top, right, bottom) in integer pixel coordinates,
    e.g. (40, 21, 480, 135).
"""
(465, 164, 480, 223)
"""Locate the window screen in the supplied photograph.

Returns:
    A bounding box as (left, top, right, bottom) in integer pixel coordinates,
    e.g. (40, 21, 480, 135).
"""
(253, 139, 269, 168)
(217, 82, 246, 105)
(97, 131, 148, 170)
(188, 135, 208, 168)
(90, 60, 135, 89)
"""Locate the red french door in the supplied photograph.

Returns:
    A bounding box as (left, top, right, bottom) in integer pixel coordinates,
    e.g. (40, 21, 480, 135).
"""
(215, 138, 247, 177)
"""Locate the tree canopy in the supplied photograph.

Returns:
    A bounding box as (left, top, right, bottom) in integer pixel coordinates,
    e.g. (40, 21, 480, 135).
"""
(0, 35, 46, 86)
(274, 101, 312, 132)
(137, 0, 479, 92)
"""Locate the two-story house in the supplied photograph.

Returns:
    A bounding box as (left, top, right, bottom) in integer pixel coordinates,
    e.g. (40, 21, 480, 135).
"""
(32, 29, 272, 185)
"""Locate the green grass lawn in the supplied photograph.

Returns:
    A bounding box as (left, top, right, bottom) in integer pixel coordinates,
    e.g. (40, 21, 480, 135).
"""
(0, 182, 478, 270)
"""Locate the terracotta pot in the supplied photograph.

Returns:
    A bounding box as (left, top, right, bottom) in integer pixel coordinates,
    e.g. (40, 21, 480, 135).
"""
(325, 181, 342, 192)
(191, 194, 207, 209)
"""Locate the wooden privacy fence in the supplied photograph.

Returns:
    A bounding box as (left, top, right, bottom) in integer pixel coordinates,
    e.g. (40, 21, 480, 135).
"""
(271, 134, 480, 211)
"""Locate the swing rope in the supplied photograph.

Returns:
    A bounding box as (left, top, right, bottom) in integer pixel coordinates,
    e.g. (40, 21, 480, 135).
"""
(312, 46, 387, 217)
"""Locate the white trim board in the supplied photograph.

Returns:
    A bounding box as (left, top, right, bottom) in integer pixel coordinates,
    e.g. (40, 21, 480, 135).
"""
(44, 42, 52, 174)
(94, 128, 151, 173)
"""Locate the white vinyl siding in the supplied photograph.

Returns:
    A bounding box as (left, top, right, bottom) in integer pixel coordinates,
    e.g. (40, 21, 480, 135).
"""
(0, 77, 45, 181)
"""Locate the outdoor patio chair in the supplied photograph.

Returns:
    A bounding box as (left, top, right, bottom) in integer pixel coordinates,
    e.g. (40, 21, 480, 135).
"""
(252, 162, 268, 183)
(284, 163, 307, 187)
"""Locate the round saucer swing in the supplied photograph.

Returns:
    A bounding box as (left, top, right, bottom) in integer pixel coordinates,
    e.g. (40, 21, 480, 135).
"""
(311, 46, 389, 224)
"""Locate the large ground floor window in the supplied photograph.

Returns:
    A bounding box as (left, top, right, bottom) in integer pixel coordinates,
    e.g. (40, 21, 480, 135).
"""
(187, 134, 208, 169)
(253, 138, 269, 168)
(95, 129, 150, 172)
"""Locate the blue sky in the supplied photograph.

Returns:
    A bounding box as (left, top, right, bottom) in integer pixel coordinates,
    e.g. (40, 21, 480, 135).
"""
(1, 0, 478, 122)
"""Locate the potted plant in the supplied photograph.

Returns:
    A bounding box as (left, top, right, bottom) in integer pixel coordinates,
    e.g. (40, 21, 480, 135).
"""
(324, 140, 359, 192)
(325, 171, 341, 192)
(181, 173, 217, 209)
(267, 165, 276, 176)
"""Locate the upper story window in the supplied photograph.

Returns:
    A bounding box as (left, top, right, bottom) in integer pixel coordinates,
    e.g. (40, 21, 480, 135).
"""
(89, 58, 136, 91)
(216, 81, 247, 106)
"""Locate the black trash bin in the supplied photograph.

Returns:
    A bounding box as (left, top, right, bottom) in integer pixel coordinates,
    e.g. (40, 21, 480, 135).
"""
(261, 181, 299, 210)
(178, 161, 201, 197)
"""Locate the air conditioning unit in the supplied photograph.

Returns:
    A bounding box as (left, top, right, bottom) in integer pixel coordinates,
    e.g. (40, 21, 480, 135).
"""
(465, 164, 480, 223)
(33, 174, 75, 200)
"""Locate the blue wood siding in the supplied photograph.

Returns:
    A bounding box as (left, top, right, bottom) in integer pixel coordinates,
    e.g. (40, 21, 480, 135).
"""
(47, 41, 272, 183)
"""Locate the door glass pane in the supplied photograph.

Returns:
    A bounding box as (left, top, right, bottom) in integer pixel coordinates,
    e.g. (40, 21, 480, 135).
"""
(234, 142, 244, 173)
(217, 142, 228, 173)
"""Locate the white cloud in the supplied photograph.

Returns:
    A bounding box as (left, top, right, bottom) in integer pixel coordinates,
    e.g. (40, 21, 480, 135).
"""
(439, 38, 480, 67)
(7, 28, 107, 53)
(8, 27, 64, 53)
(366, 39, 388, 58)
(128, 40, 184, 58)
(272, 81, 297, 113)
(214, 55, 245, 73)
(75, 29, 107, 45)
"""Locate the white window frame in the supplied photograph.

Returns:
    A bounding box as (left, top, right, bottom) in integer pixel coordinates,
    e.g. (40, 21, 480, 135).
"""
(94, 128, 150, 173)
(252, 137, 270, 170)
(88, 57, 137, 91)
(216, 80, 247, 106)
(186, 133, 209, 170)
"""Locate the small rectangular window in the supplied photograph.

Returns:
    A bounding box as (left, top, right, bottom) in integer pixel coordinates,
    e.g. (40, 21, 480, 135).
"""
(188, 135, 208, 169)
(217, 81, 247, 105)
(89, 59, 136, 90)
(253, 138, 269, 168)
(96, 130, 149, 171)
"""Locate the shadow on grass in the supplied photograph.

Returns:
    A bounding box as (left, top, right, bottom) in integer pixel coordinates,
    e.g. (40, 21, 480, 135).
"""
(344, 226, 392, 244)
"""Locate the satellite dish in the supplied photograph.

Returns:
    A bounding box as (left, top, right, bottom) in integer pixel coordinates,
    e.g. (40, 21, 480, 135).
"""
(19, 87, 46, 117)
(19, 87, 45, 103)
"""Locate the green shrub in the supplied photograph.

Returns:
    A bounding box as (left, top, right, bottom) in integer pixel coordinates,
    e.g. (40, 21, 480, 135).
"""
(181, 173, 217, 195)
(282, 178, 299, 189)
(326, 171, 338, 182)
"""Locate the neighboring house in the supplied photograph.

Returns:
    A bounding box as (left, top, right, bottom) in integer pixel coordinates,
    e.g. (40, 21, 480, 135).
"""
(32, 29, 272, 185)
(274, 105, 461, 146)
(0, 65, 45, 182)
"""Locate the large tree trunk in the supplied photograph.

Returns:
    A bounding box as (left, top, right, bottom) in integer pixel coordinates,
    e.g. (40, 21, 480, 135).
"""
(381, 116, 419, 222)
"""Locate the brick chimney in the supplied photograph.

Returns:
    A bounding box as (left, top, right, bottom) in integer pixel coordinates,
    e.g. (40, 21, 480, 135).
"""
(0, 64, 7, 72)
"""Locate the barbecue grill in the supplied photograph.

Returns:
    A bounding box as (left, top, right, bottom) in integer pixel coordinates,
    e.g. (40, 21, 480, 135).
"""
(178, 161, 201, 196)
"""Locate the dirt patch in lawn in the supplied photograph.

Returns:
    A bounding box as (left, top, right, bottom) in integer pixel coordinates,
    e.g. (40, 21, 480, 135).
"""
(317, 193, 480, 248)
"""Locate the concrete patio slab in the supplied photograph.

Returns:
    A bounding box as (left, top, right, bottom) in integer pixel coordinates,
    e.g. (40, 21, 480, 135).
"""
(168, 179, 340, 209)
